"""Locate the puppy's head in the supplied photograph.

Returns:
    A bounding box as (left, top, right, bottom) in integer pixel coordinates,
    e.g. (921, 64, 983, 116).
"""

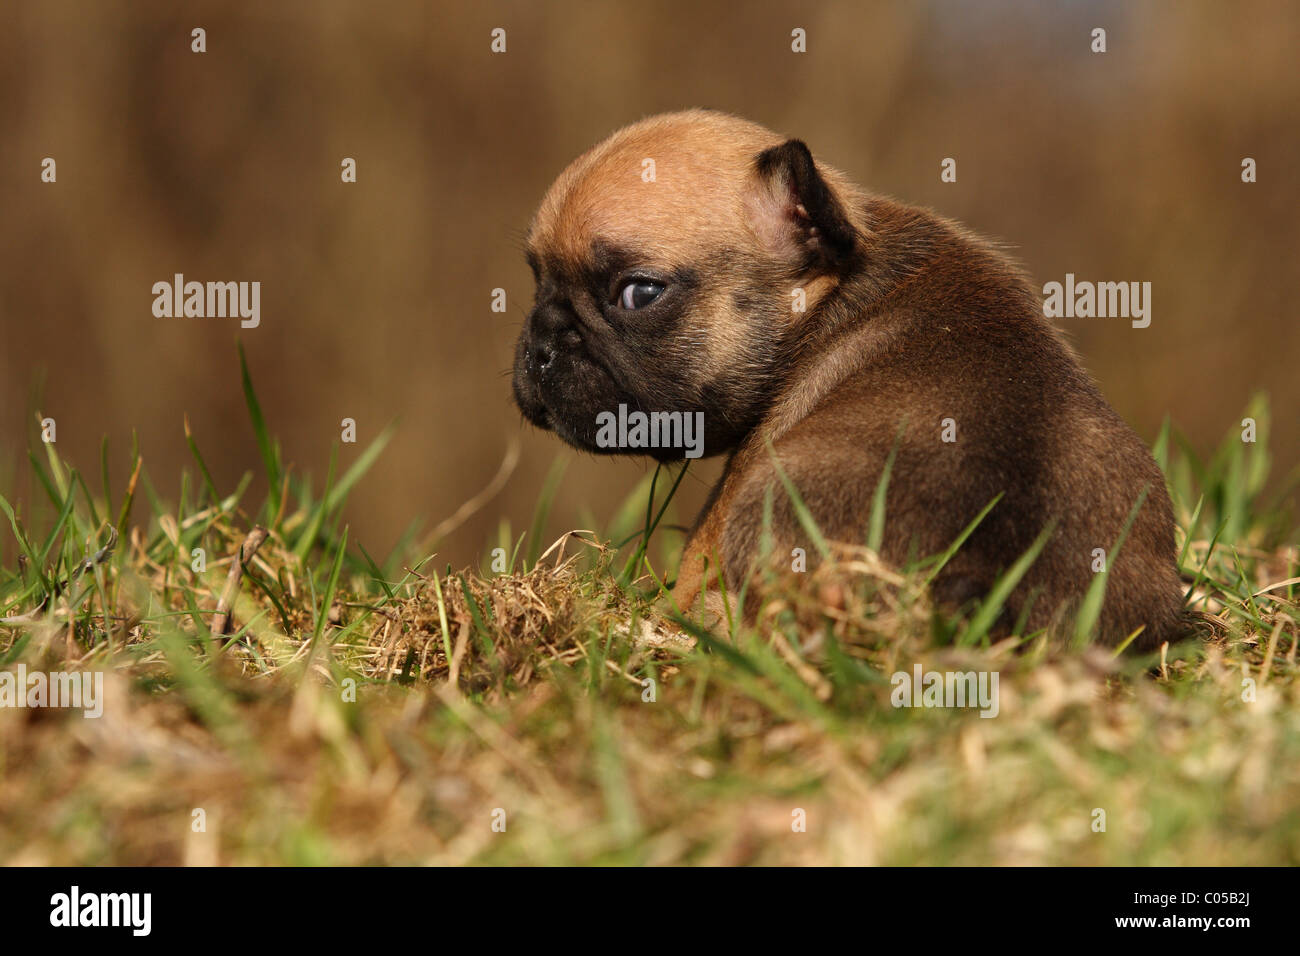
(512, 110, 864, 460)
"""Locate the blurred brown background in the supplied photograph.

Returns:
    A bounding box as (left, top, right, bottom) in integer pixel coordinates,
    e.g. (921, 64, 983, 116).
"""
(1, 0, 1296, 569)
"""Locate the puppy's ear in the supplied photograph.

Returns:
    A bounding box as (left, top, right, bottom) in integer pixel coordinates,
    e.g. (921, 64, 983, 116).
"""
(745, 140, 859, 272)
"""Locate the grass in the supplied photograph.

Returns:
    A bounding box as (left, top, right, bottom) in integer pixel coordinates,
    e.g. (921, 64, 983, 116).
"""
(0, 357, 1297, 865)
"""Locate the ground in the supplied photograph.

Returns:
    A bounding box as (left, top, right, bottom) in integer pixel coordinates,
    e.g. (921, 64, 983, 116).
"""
(0, 359, 1296, 865)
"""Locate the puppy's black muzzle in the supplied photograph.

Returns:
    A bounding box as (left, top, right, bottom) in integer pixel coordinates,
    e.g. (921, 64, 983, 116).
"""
(525, 302, 581, 375)
(512, 302, 583, 430)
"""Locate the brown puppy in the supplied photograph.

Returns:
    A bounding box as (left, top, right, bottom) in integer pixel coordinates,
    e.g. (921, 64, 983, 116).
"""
(512, 110, 1184, 648)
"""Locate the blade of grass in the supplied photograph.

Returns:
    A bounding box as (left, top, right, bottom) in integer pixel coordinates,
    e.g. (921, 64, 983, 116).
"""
(26, 449, 60, 510)
(923, 493, 1004, 586)
(114, 441, 142, 542)
(183, 415, 221, 508)
(429, 570, 453, 665)
(960, 521, 1056, 646)
(0, 493, 48, 593)
(323, 421, 396, 514)
(38, 481, 77, 571)
(238, 339, 283, 520)
(294, 443, 338, 562)
(620, 462, 690, 586)
(525, 457, 567, 569)
(357, 542, 395, 601)
(1072, 484, 1151, 648)
(99, 436, 112, 517)
(766, 441, 830, 560)
(311, 527, 349, 648)
(867, 432, 902, 554)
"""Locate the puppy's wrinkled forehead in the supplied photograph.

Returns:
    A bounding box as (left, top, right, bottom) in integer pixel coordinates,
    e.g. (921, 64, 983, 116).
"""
(527, 111, 784, 272)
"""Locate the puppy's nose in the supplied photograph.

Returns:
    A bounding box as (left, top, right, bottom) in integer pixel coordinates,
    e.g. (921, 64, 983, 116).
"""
(527, 303, 578, 373)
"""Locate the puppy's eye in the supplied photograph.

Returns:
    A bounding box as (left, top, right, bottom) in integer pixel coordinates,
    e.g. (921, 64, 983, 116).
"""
(617, 279, 665, 310)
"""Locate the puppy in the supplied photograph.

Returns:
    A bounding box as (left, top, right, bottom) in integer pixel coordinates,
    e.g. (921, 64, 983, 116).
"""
(512, 110, 1184, 648)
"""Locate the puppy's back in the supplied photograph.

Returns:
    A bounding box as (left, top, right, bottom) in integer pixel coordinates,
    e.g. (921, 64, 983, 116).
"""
(736, 198, 1184, 647)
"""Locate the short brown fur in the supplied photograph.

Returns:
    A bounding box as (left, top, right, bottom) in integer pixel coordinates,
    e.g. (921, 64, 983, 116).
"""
(513, 110, 1184, 649)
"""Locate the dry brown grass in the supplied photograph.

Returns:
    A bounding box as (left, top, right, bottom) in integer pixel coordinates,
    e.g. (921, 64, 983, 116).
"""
(3, 517, 1297, 865)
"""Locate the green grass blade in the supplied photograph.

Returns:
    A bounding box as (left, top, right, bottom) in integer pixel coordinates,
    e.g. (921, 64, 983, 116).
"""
(294, 444, 338, 562)
(525, 456, 568, 569)
(923, 493, 1004, 586)
(766, 441, 830, 560)
(238, 340, 282, 519)
(357, 542, 395, 601)
(183, 415, 221, 507)
(961, 521, 1056, 646)
(867, 442, 898, 554)
(324, 421, 396, 514)
(311, 526, 349, 647)
(39, 480, 77, 570)
(1073, 484, 1151, 648)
